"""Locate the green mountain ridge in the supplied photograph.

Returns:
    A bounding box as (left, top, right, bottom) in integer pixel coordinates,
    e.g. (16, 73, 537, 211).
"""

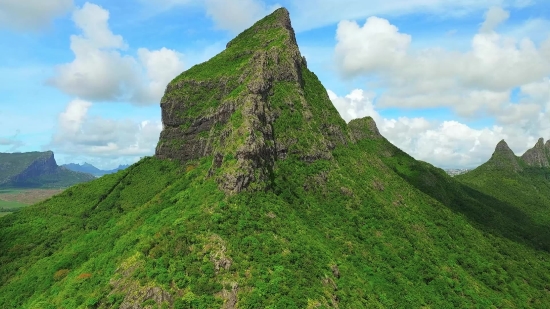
(1, 8, 550, 308)
(0, 151, 96, 188)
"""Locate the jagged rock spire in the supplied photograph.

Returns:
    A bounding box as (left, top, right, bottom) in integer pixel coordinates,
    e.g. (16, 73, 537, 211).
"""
(521, 138, 550, 167)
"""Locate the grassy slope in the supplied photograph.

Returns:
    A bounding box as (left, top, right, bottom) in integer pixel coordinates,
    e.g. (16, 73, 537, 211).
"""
(1, 71, 550, 308)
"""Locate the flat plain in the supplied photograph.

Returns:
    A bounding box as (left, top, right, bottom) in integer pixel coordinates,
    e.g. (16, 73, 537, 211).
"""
(0, 188, 64, 216)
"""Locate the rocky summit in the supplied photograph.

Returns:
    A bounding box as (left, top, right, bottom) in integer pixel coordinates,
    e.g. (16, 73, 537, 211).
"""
(521, 138, 550, 167)
(155, 8, 350, 194)
(2, 7, 550, 309)
(481, 139, 523, 172)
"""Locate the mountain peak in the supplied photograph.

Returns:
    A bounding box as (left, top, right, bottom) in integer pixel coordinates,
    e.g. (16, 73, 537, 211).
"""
(484, 140, 522, 172)
(226, 7, 295, 49)
(495, 139, 512, 152)
(155, 7, 349, 194)
(521, 137, 550, 167)
(348, 116, 383, 141)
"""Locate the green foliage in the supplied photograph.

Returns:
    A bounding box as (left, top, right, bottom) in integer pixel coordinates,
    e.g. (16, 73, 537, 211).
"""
(2, 7, 550, 309)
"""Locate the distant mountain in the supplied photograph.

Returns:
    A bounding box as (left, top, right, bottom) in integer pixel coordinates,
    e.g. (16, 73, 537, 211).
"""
(0, 151, 95, 188)
(62, 162, 129, 177)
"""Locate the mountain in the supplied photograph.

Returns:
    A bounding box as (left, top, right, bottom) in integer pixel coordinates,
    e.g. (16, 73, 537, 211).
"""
(457, 138, 550, 246)
(62, 163, 130, 177)
(521, 138, 550, 167)
(0, 151, 95, 188)
(2, 8, 550, 308)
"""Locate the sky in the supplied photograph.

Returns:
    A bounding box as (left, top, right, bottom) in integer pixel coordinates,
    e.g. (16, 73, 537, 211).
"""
(0, 0, 549, 170)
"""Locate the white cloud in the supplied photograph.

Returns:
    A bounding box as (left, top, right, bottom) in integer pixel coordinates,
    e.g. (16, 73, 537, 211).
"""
(480, 6, 509, 33)
(51, 100, 162, 161)
(136, 48, 185, 103)
(205, 0, 280, 33)
(0, 0, 73, 31)
(48, 3, 185, 105)
(334, 7, 550, 122)
(290, 0, 534, 32)
(329, 89, 547, 168)
(335, 17, 411, 76)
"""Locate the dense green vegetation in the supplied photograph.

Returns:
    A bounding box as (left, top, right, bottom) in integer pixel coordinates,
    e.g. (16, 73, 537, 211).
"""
(1, 7, 550, 309)
(2, 144, 550, 307)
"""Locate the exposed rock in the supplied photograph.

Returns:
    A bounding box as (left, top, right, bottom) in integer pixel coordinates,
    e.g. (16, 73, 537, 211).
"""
(521, 138, 550, 167)
(109, 254, 174, 309)
(331, 264, 340, 279)
(487, 140, 522, 172)
(155, 8, 351, 194)
(348, 116, 383, 141)
(219, 282, 239, 309)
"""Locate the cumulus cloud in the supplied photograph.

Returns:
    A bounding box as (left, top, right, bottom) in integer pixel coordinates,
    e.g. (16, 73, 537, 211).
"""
(51, 99, 162, 160)
(480, 6, 510, 33)
(328, 89, 547, 168)
(0, 0, 73, 31)
(136, 48, 185, 103)
(334, 7, 550, 123)
(290, 0, 533, 32)
(335, 17, 411, 76)
(205, 0, 280, 33)
(48, 3, 184, 105)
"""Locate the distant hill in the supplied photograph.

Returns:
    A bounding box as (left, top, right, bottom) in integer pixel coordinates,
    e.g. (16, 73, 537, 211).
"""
(62, 162, 130, 177)
(0, 151, 95, 188)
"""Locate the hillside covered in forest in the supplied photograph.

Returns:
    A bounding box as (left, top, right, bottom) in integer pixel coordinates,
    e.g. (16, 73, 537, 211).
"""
(1, 8, 549, 309)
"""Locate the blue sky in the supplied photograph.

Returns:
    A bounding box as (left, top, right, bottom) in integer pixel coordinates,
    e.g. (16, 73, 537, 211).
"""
(0, 0, 549, 169)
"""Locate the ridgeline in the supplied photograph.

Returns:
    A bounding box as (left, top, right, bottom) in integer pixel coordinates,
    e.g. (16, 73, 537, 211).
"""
(1, 8, 550, 308)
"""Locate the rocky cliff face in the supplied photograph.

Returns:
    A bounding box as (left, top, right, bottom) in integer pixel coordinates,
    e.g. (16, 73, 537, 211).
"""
(521, 138, 550, 167)
(155, 8, 351, 194)
(8, 151, 58, 185)
(348, 117, 382, 141)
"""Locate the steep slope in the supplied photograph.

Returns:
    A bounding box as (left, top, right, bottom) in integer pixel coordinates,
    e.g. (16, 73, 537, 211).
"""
(457, 139, 550, 239)
(521, 138, 550, 167)
(1, 8, 550, 309)
(156, 8, 349, 194)
(351, 117, 550, 250)
(0, 151, 95, 188)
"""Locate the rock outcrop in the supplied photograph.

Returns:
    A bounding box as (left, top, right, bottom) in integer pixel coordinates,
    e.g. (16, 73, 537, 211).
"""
(521, 138, 550, 167)
(486, 140, 522, 172)
(155, 8, 351, 194)
(348, 116, 383, 141)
